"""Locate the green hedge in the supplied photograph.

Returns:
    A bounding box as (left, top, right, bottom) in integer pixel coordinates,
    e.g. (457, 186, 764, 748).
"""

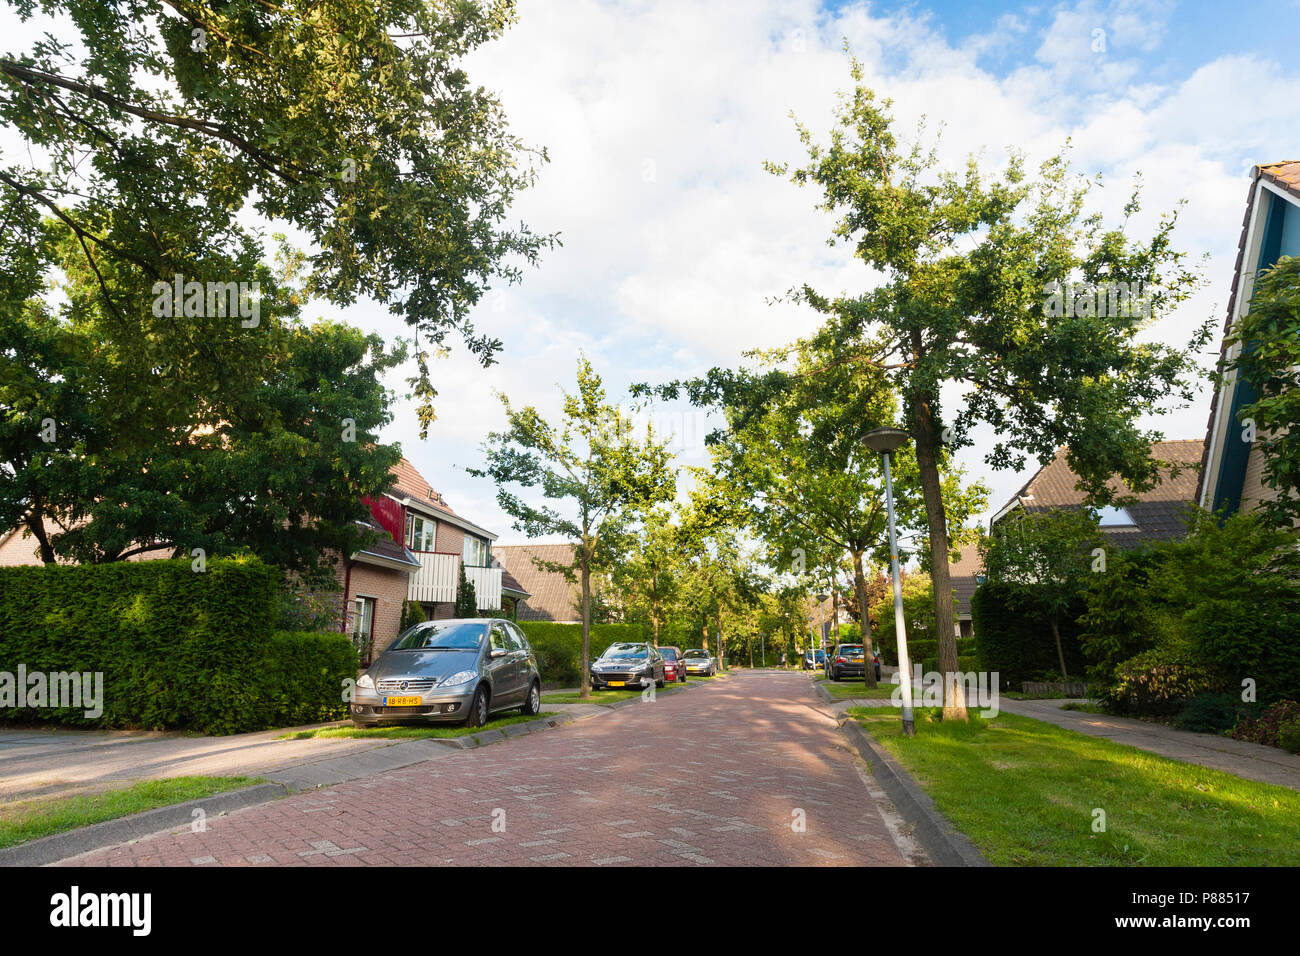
(879, 636, 976, 666)
(0, 557, 355, 734)
(516, 621, 645, 686)
(970, 582, 1087, 687)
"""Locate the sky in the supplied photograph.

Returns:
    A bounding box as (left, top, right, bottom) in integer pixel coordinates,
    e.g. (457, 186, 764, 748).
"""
(5, 0, 1298, 550)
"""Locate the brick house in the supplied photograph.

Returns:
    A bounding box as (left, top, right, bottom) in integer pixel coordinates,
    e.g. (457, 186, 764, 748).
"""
(0, 456, 526, 664)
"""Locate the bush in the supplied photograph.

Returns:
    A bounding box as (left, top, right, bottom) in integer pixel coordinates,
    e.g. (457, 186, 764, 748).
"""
(1172, 692, 1259, 735)
(971, 582, 1087, 687)
(399, 599, 426, 632)
(1077, 549, 1166, 684)
(1100, 646, 1215, 717)
(1231, 699, 1300, 750)
(516, 621, 645, 686)
(1280, 720, 1300, 755)
(0, 556, 350, 734)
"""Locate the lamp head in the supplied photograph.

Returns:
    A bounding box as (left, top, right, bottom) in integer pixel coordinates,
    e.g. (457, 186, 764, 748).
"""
(860, 427, 909, 454)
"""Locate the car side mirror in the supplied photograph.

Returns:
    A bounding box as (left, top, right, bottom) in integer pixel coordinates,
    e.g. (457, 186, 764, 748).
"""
(490, 648, 506, 659)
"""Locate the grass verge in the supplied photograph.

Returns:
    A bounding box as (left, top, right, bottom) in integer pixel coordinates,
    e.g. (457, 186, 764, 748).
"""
(543, 683, 690, 705)
(0, 776, 262, 849)
(280, 712, 557, 739)
(848, 706, 1300, 866)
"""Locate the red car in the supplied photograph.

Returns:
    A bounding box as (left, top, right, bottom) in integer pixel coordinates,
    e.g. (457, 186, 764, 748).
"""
(658, 646, 689, 683)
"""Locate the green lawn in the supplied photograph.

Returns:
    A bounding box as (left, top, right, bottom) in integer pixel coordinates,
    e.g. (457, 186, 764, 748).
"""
(850, 706, 1300, 866)
(0, 776, 263, 849)
(280, 712, 557, 739)
(543, 683, 689, 705)
(815, 676, 897, 700)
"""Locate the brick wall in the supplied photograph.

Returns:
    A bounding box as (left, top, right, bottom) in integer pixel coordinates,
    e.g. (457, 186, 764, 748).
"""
(1240, 441, 1282, 515)
(346, 562, 411, 656)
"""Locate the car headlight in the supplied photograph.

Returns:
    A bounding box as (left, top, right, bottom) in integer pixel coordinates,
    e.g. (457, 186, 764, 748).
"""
(356, 673, 375, 690)
(441, 670, 477, 687)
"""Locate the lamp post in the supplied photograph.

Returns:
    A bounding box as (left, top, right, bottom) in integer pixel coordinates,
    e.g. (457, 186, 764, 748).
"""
(861, 427, 915, 737)
(815, 592, 828, 671)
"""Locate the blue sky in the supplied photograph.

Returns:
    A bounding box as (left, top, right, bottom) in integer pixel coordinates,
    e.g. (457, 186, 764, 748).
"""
(4, 0, 1296, 555)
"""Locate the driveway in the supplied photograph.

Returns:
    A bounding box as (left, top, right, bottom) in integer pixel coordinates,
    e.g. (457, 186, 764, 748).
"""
(58, 670, 923, 866)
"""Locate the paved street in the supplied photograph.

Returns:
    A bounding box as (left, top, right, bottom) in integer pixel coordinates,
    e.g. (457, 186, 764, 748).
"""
(60, 671, 922, 867)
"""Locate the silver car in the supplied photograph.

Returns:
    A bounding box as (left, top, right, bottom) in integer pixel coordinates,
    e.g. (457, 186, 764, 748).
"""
(349, 618, 542, 728)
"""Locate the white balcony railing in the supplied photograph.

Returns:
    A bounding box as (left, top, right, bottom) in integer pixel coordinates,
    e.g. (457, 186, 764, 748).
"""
(407, 554, 502, 612)
(408, 552, 458, 604)
(465, 564, 502, 611)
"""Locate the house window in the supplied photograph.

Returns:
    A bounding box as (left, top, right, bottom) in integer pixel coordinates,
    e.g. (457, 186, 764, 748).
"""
(352, 596, 376, 664)
(406, 513, 436, 551)
(1096, 506, 1137, 528)
(462, 535, 488, 567)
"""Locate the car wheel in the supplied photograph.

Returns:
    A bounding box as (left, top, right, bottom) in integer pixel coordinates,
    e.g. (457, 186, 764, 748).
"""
(465, 685, 490, 728)
(521, 680, 541, 716)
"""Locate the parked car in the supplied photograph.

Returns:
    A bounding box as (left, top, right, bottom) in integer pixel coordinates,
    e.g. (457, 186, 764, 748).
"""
(682, 648, 716, 677)
(658, 645, 688, 682)
(350, 618, 542, 728)
(802, 648, 827, 670)
(591, 642, 666, 690)
(826, 643, 867, 681)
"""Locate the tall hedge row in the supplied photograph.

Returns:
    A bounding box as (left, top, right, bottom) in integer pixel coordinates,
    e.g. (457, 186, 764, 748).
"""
(516, 621, 645, 686)
(0, 557, 355, 734)
(970, 581, 1088, 687)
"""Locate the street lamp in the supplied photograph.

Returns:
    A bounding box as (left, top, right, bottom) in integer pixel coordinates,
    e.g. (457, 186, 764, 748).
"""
(861, 427, 915, 737)
(815, 592, 828, 669)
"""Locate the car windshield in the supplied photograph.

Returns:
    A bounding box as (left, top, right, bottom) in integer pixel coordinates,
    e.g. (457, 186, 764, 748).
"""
(683, 649, 708, 659)
(659, 648, 679, 660)
(601, 643, 648, 660)
(390, 621, 487, 651)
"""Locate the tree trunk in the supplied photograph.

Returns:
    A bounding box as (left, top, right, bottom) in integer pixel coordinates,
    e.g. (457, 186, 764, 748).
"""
(716, 605, 725, 671)
(852, 549, 877, 688)
(26, 510, 56, 565)
(911, 393, 967, 721)
(1050, 614, 1068, 680)
(580, 554, 592, 701)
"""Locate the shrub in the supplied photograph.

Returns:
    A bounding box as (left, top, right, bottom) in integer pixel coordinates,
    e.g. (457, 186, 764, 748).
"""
(1279, 720, 1300, 755)
(971, 581, 1087, 687)
(1172, 692, 1259, 735)
(0, 556, 349, 734)
(1077, 548, 1166, 684)
(1156, 511, 1300, 705)
(399, 600, 426, 632)
(1231, 699, 1300, 749)
(1100, 646, 1216, 717)
(516, 621, 645, 686)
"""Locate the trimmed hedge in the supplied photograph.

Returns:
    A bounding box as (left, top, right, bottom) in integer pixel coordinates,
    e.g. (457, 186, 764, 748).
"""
(970, 582, 1087, 687)
(0, 557, 355, 734)
(879, 637, 976, 667)
(516, 621, 646, 686)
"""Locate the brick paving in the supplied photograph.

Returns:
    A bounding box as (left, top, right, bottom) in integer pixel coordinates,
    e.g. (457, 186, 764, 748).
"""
(61, 670, 911, 867)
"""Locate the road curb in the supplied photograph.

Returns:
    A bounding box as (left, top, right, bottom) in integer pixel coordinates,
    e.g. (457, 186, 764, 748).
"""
(840, 719, 990, 868)
(0, 782, 288, 868)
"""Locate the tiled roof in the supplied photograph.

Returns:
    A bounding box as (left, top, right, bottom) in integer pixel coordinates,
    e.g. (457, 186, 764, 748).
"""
(1195, 161, 1300, 505)
(948, 541, 983, 618)
(389, 457, 458, 516)
(492, 543, 579, 622)
(998, 440, 1204, 547)
(499, 566, 530, 598)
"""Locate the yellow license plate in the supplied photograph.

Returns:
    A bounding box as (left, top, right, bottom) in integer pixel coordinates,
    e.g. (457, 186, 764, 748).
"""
(384, 695, 422, 706)
(608, 680, 626, 687)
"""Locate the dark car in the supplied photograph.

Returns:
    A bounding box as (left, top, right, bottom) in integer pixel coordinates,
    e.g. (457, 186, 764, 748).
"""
(658, 645, 688, 683)
(826, 643, 867, 681)
(802, 648, 827, 670)
(591, 642, 666, 690)
(681, 648, 716, 677)
(350, 618, 542, 728)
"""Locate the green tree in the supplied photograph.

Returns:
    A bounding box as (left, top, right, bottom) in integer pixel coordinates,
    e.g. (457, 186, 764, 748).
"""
(1, 0, 554, 433)
(609, 506, 682, 647)
(470, 356, 675, 699)
(1225, 255, 1300, 526)
(689, 337, 986, 686)
(980, 508, 1105, 679)
(765, 60, 1207, 718)
(454, 564, 478, 618)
